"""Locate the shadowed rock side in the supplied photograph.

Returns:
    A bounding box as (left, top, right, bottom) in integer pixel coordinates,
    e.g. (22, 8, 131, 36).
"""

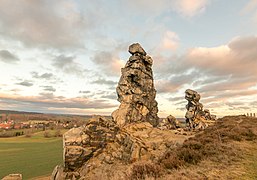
(185, 89, 216, 130)
(112, 43, 159, 127)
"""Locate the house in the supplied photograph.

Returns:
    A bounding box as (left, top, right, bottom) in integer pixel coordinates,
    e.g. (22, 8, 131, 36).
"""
(0, 123, 13, 130)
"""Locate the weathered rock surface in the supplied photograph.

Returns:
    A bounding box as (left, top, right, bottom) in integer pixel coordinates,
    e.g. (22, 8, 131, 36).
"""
(63, 115, 119, 171)
(185, 89, 216, 130)
(112, 43, 159, 127)
(2, 174, 22, 180)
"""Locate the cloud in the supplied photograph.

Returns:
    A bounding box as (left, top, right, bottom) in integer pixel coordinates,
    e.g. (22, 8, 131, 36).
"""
(157, 31, 180, 53)
(0, 50, 19, 63)
(156, 70, 202, 94)
(101, 93, 117, 100)
(79, 90, 91, 94)
(91, 78, 117, 86)
(0, 0, 88, 49)
(122, 0, 210, 17)
(16, 80, 33, 87)
(0, 93, 116, 112)
(52, 55, 86, 76)
(155, 35, 257, 115)
(41, 86, 56, 92)
(183, 36, 257, 78)
(31, 72, 54, 79)
(173, 0, 210, 17)
(158, 35, 257, 79)
(91, 50, 124, 76)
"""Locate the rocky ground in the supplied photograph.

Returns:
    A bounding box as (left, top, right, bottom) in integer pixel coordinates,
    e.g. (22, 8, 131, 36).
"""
(50, 115, 257, 180)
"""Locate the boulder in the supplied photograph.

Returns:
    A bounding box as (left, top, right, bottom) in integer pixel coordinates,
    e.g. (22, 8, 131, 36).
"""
(128, 43, 146, 56)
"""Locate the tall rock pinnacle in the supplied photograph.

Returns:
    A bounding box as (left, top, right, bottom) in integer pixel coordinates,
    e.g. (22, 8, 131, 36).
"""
(112, 43, 159, 127)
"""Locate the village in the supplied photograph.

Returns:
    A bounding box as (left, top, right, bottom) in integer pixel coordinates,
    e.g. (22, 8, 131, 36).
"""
(0, 111, 92, 137)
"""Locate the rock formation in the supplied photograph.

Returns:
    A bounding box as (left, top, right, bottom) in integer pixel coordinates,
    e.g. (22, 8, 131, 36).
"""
(51, 43, 192, 179)
(112, 43, 159, 127)
(185, 89, 216, 130)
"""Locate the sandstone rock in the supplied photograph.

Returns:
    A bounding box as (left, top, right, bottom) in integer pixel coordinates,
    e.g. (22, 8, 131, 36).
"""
(185, 89, 215, 130)
(51, 165, 66, 180)
(63, 115, 119, 171)
(2, 174, 22, 180)
(128, 43, 146, 56)
(112, 43, 159, 127)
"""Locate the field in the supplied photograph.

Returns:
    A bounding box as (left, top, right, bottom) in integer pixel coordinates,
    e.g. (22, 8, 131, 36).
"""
(0, 130, 64, 179)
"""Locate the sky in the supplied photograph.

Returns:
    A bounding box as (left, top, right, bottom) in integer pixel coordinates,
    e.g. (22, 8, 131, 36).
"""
(0, 0, 257, 118)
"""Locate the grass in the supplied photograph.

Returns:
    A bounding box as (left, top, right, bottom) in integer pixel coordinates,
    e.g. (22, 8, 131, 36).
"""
(0, 130, 65, 179)
(240, 141, 257, 180)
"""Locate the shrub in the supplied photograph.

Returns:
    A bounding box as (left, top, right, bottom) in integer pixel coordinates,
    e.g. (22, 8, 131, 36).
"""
(129, 162, 163, 180)
(162, 153, 184, 169)
(177, 148, 202, 165)
(25, 130, 32, 137)
(54, 129, 62, 137)
(44, 131, 50, 138)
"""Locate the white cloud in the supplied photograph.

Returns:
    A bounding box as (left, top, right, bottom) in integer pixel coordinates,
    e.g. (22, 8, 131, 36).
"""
(159, 31, 180, 51)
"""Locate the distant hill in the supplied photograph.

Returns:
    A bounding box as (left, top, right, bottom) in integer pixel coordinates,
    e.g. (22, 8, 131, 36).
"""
(0, 110, 43, 115)
(0, 109, 111, 119)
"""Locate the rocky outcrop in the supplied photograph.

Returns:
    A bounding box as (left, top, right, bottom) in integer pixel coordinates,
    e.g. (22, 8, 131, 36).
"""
(51, 43, 193, 179)
(112, 43, 159, 127)
(185, 89, 216, 130)
(52, 120, 190, 179)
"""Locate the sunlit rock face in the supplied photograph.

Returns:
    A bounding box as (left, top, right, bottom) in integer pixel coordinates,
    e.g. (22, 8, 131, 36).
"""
(112, 43, 159, 127)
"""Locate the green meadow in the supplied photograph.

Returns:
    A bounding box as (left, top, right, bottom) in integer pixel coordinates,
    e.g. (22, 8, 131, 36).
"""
(0, 130, 64, 179)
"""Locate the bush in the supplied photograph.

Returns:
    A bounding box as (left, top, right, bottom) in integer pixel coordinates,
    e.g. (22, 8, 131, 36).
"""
(54, 129, 62, 137)
(25, 130, 32, 138)
(44, 131, 50, 138)
(162, 153, 184, 169)
(129, 162, 163, 180)
(177, 148, 202, 164)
